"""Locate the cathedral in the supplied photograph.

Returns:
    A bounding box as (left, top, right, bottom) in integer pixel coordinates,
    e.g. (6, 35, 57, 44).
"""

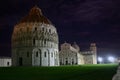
(59, 42, 97, 65)
(12, 6, 59, 66)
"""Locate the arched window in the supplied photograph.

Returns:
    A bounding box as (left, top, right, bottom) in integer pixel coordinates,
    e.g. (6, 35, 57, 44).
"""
(33, 38, 35, 45)
(36, 51, 38, 57)
(42, 28, 44, 32)
(44, 40, 46, 44)
(49, 29, 51, 33)
(7, 62, 10, 66)
(66, 58, 68, 65)
(44, 52, 47, 57)
(35, 27, 37, 31)
(27, 52, 29, 57)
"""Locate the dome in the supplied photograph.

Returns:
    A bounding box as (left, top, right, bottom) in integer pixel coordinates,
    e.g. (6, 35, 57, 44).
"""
(19, 6, 51, 24)
(72, 42, 80, 51)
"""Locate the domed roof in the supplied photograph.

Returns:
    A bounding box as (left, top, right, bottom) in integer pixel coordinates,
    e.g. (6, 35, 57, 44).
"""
(72, 42, 80, 51)
(19, 6, 51, 24)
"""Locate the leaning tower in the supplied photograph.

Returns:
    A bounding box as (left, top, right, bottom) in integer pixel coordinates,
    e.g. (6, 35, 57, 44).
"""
(90, 43, 97, 64)
(12, 6, 59, 66)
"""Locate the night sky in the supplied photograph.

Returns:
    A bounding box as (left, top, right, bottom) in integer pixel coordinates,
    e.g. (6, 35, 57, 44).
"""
(0, 0, 120, 57)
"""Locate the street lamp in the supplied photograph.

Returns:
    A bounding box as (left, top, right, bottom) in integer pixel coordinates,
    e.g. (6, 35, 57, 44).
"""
(98, 57, 103, 64)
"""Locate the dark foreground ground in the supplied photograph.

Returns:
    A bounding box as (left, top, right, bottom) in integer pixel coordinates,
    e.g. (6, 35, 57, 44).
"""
(0, 64, 118, 80)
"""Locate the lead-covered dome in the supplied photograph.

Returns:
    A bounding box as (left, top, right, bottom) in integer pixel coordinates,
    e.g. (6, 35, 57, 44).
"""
(72, 42, 80, 51)
(19, 6, 51, 24)
(12, 6, 58, 47)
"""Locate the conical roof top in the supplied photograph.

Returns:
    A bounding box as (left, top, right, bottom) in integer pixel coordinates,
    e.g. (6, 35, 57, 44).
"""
(19, 6, 51, 24)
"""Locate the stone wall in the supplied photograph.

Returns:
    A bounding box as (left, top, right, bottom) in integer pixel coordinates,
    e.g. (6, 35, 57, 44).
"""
(0, 57, 11, 67)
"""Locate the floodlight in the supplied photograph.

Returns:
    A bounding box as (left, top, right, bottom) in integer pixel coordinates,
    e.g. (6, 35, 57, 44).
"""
(98, 57, 103, 63)
(108, 56, 115, 62)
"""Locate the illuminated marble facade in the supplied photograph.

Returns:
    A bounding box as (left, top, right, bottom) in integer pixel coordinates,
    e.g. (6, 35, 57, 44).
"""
(12, 6, 59, 66)
(0, 57, 11, 67)
(59, 42, 97, 65)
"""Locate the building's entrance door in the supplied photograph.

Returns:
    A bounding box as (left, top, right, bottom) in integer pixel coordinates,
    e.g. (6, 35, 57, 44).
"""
(19, 57, 23, 66)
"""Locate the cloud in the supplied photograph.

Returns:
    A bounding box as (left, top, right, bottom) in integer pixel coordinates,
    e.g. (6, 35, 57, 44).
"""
(45, 0, 120, 25)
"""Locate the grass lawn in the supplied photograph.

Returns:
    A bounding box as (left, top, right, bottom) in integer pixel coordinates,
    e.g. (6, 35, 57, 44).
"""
(0, 64, 118, 80)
